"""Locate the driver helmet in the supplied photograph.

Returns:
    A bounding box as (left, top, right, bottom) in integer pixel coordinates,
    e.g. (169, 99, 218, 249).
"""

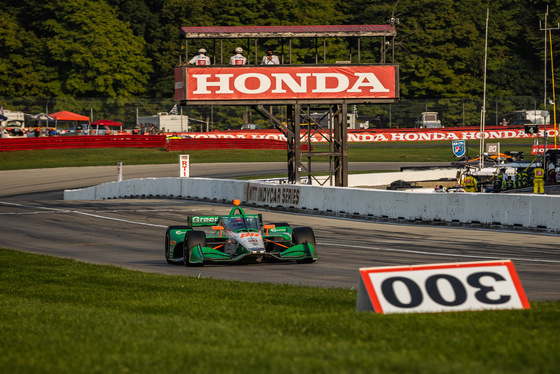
(235, 47, 243, 54)
(198, 48, 207, 54)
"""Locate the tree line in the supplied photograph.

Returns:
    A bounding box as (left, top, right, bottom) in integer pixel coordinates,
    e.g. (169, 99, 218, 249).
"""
(1, 0, 559, 128)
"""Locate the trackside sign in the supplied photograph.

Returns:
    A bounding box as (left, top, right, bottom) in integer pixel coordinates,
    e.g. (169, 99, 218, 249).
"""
(179, 154, 189, 177)
(246, 183, 301, 207)
(176, 65, 397, 101)
(356, 260, 530, 314)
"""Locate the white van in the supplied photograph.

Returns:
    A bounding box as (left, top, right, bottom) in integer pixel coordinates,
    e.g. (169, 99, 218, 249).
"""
(415, 112, 442, 128)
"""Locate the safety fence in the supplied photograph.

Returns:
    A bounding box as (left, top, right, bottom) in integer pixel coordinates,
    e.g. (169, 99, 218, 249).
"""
(165, 138, 309, 151)
(1, 124, 551, 151)
(0, 135, 166, 151)
(0, 135, 303, 152)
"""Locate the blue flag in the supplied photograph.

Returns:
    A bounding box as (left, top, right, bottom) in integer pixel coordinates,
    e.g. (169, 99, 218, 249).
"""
(452, 140, 466, 157)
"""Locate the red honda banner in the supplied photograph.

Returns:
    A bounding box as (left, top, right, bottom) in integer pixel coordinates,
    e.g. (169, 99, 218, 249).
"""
(531, 144, 560, 154)
(180, 128, 559, 143)
(182, 65, 397, 101)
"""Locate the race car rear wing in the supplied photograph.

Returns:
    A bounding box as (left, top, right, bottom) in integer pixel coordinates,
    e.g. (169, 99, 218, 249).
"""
(188, 215, 220, 227)
(187, 214, 265, 227)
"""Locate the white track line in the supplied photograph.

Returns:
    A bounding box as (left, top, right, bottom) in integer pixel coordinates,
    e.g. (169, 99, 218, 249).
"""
(320, 242, 560, 264)
(0, 201, 167, 228)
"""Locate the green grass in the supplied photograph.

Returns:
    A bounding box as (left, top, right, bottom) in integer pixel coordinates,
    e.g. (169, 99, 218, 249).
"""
(1, 248, 558, 374)
(0, 148, 285, 170)
(0, 140, 536, 170)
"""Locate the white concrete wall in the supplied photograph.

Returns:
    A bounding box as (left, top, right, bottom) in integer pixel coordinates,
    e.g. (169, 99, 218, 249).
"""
(64, 177, 560, 233)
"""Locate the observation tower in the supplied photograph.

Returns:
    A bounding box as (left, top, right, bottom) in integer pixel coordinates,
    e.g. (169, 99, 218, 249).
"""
(174, 25, 399, 186)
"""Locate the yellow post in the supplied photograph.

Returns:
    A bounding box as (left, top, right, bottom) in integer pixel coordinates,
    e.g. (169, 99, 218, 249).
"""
(550, 30, 557, 148)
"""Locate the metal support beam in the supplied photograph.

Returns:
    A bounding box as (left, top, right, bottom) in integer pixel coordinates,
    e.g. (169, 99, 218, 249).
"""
(334, 104, 349, 186)
(286, 105, 296, 183)
(252, 105, 290, 137)
(294, 104, 302, 183)
(254, 103, 348, 187)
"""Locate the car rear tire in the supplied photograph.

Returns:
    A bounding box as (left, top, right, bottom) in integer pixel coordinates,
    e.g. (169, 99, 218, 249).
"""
(184, 230, 206, 267)
(165, 226, 190, 264)
(292, 227, 316, 263)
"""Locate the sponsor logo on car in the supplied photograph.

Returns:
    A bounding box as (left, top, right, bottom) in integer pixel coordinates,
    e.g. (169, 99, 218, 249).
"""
(192, 216, 219, 224)
(240, 232, 260, 238)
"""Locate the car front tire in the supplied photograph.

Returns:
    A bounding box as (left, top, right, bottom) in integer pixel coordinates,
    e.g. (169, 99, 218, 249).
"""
(165, 226, 190, 264)
(184, 230, 206, 267)
(292, 227, 317, 263)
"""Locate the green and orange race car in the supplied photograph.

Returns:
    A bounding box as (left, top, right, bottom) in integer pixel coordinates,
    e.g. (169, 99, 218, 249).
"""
(165, 200, 317, 266)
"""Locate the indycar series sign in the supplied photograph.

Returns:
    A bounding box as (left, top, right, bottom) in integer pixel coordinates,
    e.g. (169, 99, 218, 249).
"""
(176, 65, 397, 101)
(246, 183, 301, 207)
(357, 260, 530, 314)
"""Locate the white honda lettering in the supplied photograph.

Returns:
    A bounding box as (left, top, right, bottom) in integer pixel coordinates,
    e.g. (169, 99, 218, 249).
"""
(348, 73, 390, 93)
(312, 73, 350, 93)
(193, 74, 234, 94)
(391, 133, 405, 141)
(462, 131, 478, 140)
(234, 73, 271, 94)
(190, 71, 392, 96)
(271, 73, 311, 93)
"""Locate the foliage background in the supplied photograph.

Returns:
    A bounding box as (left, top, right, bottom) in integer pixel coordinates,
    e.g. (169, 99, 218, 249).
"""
(1, 0, 560, 129)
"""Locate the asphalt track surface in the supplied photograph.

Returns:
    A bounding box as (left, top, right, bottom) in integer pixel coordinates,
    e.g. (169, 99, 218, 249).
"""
(1, 162, 559, 301)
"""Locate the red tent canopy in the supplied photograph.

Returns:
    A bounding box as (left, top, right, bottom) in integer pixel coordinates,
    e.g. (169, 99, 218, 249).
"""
(49, 111, 90, 121)
(91, 119, 123, 127)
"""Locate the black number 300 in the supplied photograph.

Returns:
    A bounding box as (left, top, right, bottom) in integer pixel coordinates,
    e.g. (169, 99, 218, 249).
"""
(380, 272, 511, 308)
